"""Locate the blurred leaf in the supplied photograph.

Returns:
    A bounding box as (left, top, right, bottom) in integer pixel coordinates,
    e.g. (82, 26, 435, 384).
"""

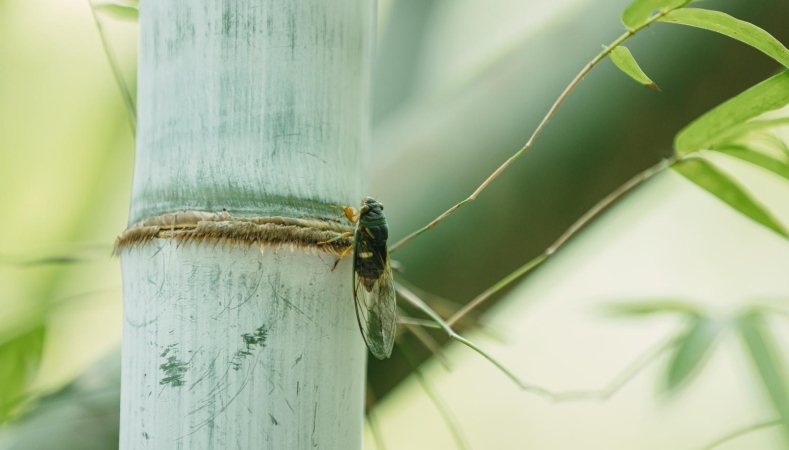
(0, 351, 121, 449)
(659, 9, 789, 67)
(398, 341, 471, 450)
(737, 309, 789, 443)
(665, 316, 723, 394)
(673, 158, 789, 238)
(712, 118, 789, 150)
(93, 2, 138, 21)
(609, 46, 659, 90)
(0, 254, 89, 266)
(0, 324, 46, 423)
(675, 71, 789, 156)
(621, 0, 691, 31)
(748, 131, 789, 157)
(711, 146, 789, 182)
(601, 300, 702, 317)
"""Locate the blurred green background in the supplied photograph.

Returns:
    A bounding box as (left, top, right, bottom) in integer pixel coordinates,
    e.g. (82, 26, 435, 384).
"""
(1, 0, 789, 448)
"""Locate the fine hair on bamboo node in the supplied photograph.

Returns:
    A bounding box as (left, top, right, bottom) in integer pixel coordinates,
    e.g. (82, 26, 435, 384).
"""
(113, 210, 355, 256)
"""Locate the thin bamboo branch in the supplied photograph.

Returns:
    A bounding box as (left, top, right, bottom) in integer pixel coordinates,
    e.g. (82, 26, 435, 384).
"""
(365, 413, 387, 450)
(366, 385, 388, 450)
(446, 156, 676, 326)
(87, 0, 137, 134)
(700, 420, 781, 450)
(395, 282, 678, 403)
(398, 341, 471, 450)
(404, 320, 452, 370)
(398, 317, 443, 329)
(390, 9, 674, 253)
(394, 279, 476, 324)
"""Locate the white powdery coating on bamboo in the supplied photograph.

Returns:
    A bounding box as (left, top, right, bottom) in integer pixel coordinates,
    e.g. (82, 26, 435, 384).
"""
(131, 0, 373, 223)
(120, 241, 366, 449)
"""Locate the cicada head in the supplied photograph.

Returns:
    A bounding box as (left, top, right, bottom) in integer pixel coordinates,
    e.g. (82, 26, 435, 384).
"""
(360, 196, 384, 215)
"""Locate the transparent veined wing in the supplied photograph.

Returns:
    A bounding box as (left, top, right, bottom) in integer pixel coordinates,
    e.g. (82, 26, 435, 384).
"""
(352, 231, 396, 360)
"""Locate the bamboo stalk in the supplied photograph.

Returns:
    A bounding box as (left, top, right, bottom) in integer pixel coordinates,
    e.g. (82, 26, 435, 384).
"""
(120, 1, 375, 448)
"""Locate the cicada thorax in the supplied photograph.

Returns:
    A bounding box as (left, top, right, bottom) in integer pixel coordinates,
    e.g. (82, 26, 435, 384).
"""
(355, 206, 389, 292)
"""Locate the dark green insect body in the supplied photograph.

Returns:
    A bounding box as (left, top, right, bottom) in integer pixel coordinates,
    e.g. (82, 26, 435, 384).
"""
(355, 198, 389, 291)
(351, 196, 396, 360)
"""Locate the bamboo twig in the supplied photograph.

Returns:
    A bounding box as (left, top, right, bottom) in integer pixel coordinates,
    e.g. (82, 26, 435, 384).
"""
(365, 384, 388, 450)
(87, 0, 137, 134)
(446, 156, 675, 326)
(395, 282, 678, 403)
(402, 313, 453, 370)
(390, 10, 673, 253)
(398, 341, 471, 450)
(398, 317, 443, 329)
(700, 420, 782, 450)
(366, 413, 387, 450)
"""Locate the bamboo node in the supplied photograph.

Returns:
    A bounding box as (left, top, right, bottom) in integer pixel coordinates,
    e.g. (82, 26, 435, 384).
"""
(114, 210, 354, 255)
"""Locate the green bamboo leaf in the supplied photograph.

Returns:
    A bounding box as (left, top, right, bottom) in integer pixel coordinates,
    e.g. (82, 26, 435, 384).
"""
(659, 9, 789, 68)
(621, 0, 691, 31)
(0, 325, 46, 423)
(665, 317, 723, 394)
(675, 72, 789, 156)
(673, 158, 789, 238)
(93, 2, 139, 21)
(749, 131, 789, 158)
(737, 309, 789, 443)
(601, 300, 701, 317)
(711, 117, 789, 150)
(609, 46, 659, 90)
(711, 146, 789, 182)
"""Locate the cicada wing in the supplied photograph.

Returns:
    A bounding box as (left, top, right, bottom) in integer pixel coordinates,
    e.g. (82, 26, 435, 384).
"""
(352, 235, 397, 360)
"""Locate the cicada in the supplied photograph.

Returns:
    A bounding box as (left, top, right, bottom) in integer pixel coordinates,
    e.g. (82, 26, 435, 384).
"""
(320, 197, 396, 360)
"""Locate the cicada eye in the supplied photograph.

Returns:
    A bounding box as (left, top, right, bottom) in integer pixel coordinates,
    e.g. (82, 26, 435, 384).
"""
(379, 203, 384, 211)
(360, 205, 371, 214)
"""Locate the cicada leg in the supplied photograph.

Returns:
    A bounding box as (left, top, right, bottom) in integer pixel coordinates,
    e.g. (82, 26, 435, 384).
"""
(329, 205, 359, 224)
(323, 204, 358, 271)
(317, 231, 354, 246)
(330, 244, 354, 271)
